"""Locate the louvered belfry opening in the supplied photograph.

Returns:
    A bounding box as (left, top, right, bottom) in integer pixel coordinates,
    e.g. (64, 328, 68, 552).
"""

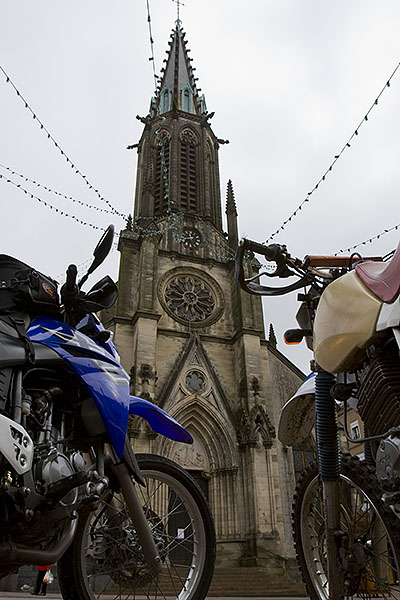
(179, 130, 197, 213)
(133, 21, 223, 229)
(154, 137, 170, 215)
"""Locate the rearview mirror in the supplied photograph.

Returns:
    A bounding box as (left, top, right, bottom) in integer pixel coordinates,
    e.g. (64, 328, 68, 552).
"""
(79, 225, 115, 287)
(90, 225, 115, 274)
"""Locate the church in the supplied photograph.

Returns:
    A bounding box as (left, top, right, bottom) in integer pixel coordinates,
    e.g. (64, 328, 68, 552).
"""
(105, 19, 305, 583)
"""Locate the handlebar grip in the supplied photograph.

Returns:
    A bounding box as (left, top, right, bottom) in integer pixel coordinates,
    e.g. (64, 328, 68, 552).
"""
(306, 255, 383, 267)
(65, 264, 78, 292)
(239, 238, 282, 261)
(61, 264, 79, 309)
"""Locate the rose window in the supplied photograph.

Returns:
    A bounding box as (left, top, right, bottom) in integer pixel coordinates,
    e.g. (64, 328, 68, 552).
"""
(165, 276, 215, 323)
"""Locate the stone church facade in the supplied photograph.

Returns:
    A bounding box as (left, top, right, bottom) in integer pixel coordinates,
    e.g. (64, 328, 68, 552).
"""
(104, 20, 304, 579)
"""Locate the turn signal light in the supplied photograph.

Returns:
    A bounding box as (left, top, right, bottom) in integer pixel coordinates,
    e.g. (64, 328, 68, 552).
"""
(284, 328, 312, 345)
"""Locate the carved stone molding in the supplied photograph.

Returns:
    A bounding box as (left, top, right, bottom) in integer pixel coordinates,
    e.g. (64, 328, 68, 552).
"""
(173, 441, 207, 470)
(179, 127, 198, 145)
(236, 404, 276, 449)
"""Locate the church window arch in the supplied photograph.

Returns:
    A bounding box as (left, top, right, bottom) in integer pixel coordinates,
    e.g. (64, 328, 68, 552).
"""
(162, 89, 170, 113)
(183, 89, 190, 112)
(206, 139, 216, 213)
(181, 85, 193, 113)
(179, 128, 198, 213)
(153, 130, 171, 215)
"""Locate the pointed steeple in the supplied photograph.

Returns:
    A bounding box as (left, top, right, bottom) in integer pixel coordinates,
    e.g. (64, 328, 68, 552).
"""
(150, 21, 207, 117)
(133, 21, 223, 231)
(226, 180, 238, 248)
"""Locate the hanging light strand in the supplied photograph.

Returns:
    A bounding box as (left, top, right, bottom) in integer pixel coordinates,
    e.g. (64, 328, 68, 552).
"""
(0, 163, 123, 216)
(264, 61, 400, 244)
(6, 160, 396, 263)
(0, 172, 107, 231)
(334, 222, 400, 255)
(145, 0, 159, 90)
(2, 148, 397, 261)
(0, 64, 127, 219)
(0, 166, 189, 239)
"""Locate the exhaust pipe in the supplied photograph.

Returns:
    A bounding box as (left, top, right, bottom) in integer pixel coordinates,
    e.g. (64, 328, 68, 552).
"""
(0, 512, 78, 565)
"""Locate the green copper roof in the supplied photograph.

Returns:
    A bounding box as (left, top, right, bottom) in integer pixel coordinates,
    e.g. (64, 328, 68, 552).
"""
(150, 22, 207, 117)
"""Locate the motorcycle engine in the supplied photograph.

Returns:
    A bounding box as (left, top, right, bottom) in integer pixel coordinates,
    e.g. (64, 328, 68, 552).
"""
(357, 353, 400, 435)
(34, 449, 85, 505)
(357, 347, 400, 490)
(376, 430, 400, 490)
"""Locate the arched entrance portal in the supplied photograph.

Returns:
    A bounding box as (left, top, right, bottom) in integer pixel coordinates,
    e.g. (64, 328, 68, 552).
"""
(155, 396, 241, 544)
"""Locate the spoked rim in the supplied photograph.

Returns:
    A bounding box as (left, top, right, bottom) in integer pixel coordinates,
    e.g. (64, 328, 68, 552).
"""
(300, 473, 400, 600)
(79, 468, 207, 599)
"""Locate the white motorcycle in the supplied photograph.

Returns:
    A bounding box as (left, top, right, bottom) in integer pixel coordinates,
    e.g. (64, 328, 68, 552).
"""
(235, 238, 400, 600)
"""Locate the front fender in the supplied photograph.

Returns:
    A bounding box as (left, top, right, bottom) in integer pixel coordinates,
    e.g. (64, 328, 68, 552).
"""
(129, 396, 193, 444)
(278, 374, 315, 446)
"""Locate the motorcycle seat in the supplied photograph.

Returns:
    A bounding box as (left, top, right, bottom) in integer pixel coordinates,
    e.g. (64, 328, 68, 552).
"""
(355, 241, 400, 303)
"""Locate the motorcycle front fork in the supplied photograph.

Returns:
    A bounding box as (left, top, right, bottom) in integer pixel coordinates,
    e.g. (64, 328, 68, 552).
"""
(90, 444, 162, 577)
(315, 371, 343, 600)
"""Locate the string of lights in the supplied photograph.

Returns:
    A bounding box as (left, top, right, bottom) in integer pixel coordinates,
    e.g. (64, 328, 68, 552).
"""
(54, 256, 94, 283)
(334, 222, 400, 255)
(5, 156, 397, 263)
(54, 245, 119, 283)
(145, 0, 159, 90)
(157, 133, 237, 260)
(0, 163, 124, 217)
(0, 162, 188, 240)
(0, 64, 127, 219)
(4, 62, 395, 262)
(0, 172, 107, 232)
(0, 163, 191, 245)
(264, 61, 400, 244)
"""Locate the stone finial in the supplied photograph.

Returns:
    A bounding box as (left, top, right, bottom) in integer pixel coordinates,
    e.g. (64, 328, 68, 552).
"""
(268, 324, 277, 348)
(225, 179, 237, 216)
(125, 214, 133, 231)
(225, 179, 239, 248)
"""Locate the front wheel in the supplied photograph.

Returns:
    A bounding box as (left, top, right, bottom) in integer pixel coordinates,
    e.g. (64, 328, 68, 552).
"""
(293, 454, 400, 600)
(58, 453, 216, 600)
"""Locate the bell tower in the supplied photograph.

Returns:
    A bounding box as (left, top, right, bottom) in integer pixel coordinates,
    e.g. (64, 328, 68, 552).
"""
(108, 20, 303, 579)
(133, 21, 223, 230)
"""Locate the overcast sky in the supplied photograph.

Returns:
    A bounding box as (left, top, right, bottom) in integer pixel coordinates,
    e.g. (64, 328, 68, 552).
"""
(1, 1, 399, 372)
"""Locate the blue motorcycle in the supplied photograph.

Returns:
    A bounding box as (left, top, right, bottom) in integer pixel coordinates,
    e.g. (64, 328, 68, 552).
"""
(0, 225, 215, 599)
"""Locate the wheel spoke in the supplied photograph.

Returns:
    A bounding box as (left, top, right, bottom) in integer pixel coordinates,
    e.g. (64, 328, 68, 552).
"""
(58, 455, 214, 600)
(294, 457, 400, 600)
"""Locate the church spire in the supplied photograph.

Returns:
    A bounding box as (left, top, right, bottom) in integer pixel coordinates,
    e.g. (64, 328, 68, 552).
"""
(150, 21, 207, 117)
(133, 21, 223, 230)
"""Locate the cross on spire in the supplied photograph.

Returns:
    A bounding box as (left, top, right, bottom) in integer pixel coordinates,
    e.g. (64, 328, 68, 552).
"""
(172, 0, 185, 24)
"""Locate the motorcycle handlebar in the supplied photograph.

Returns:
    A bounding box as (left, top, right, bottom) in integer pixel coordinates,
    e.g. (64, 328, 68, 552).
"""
(238, 238, 283, 261)
(306, 255, 383, 267)
(236, 238, 387, 298)
(65, 264, 78, 291)
(235, 238, 311, 296)
(61, 264, 79, 308)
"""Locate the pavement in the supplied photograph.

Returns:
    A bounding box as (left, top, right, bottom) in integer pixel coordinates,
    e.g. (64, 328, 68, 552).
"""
(0, 594, 308, 600)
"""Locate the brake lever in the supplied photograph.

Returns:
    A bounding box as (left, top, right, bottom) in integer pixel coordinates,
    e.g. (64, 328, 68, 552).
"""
(253, 264, 295, 279)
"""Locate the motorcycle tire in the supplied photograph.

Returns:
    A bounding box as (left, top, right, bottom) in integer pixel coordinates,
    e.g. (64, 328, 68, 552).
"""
(293, 453, 400, 600)
(58, 453, 216, 600)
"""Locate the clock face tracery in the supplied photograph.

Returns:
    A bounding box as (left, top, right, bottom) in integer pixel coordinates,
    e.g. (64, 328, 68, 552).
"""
(181, 227, 202, 249)
(158, 267, 224, 328)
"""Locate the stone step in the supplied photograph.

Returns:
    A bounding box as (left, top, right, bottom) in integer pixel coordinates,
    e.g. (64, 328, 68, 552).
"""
(207, 567, 306, 597)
